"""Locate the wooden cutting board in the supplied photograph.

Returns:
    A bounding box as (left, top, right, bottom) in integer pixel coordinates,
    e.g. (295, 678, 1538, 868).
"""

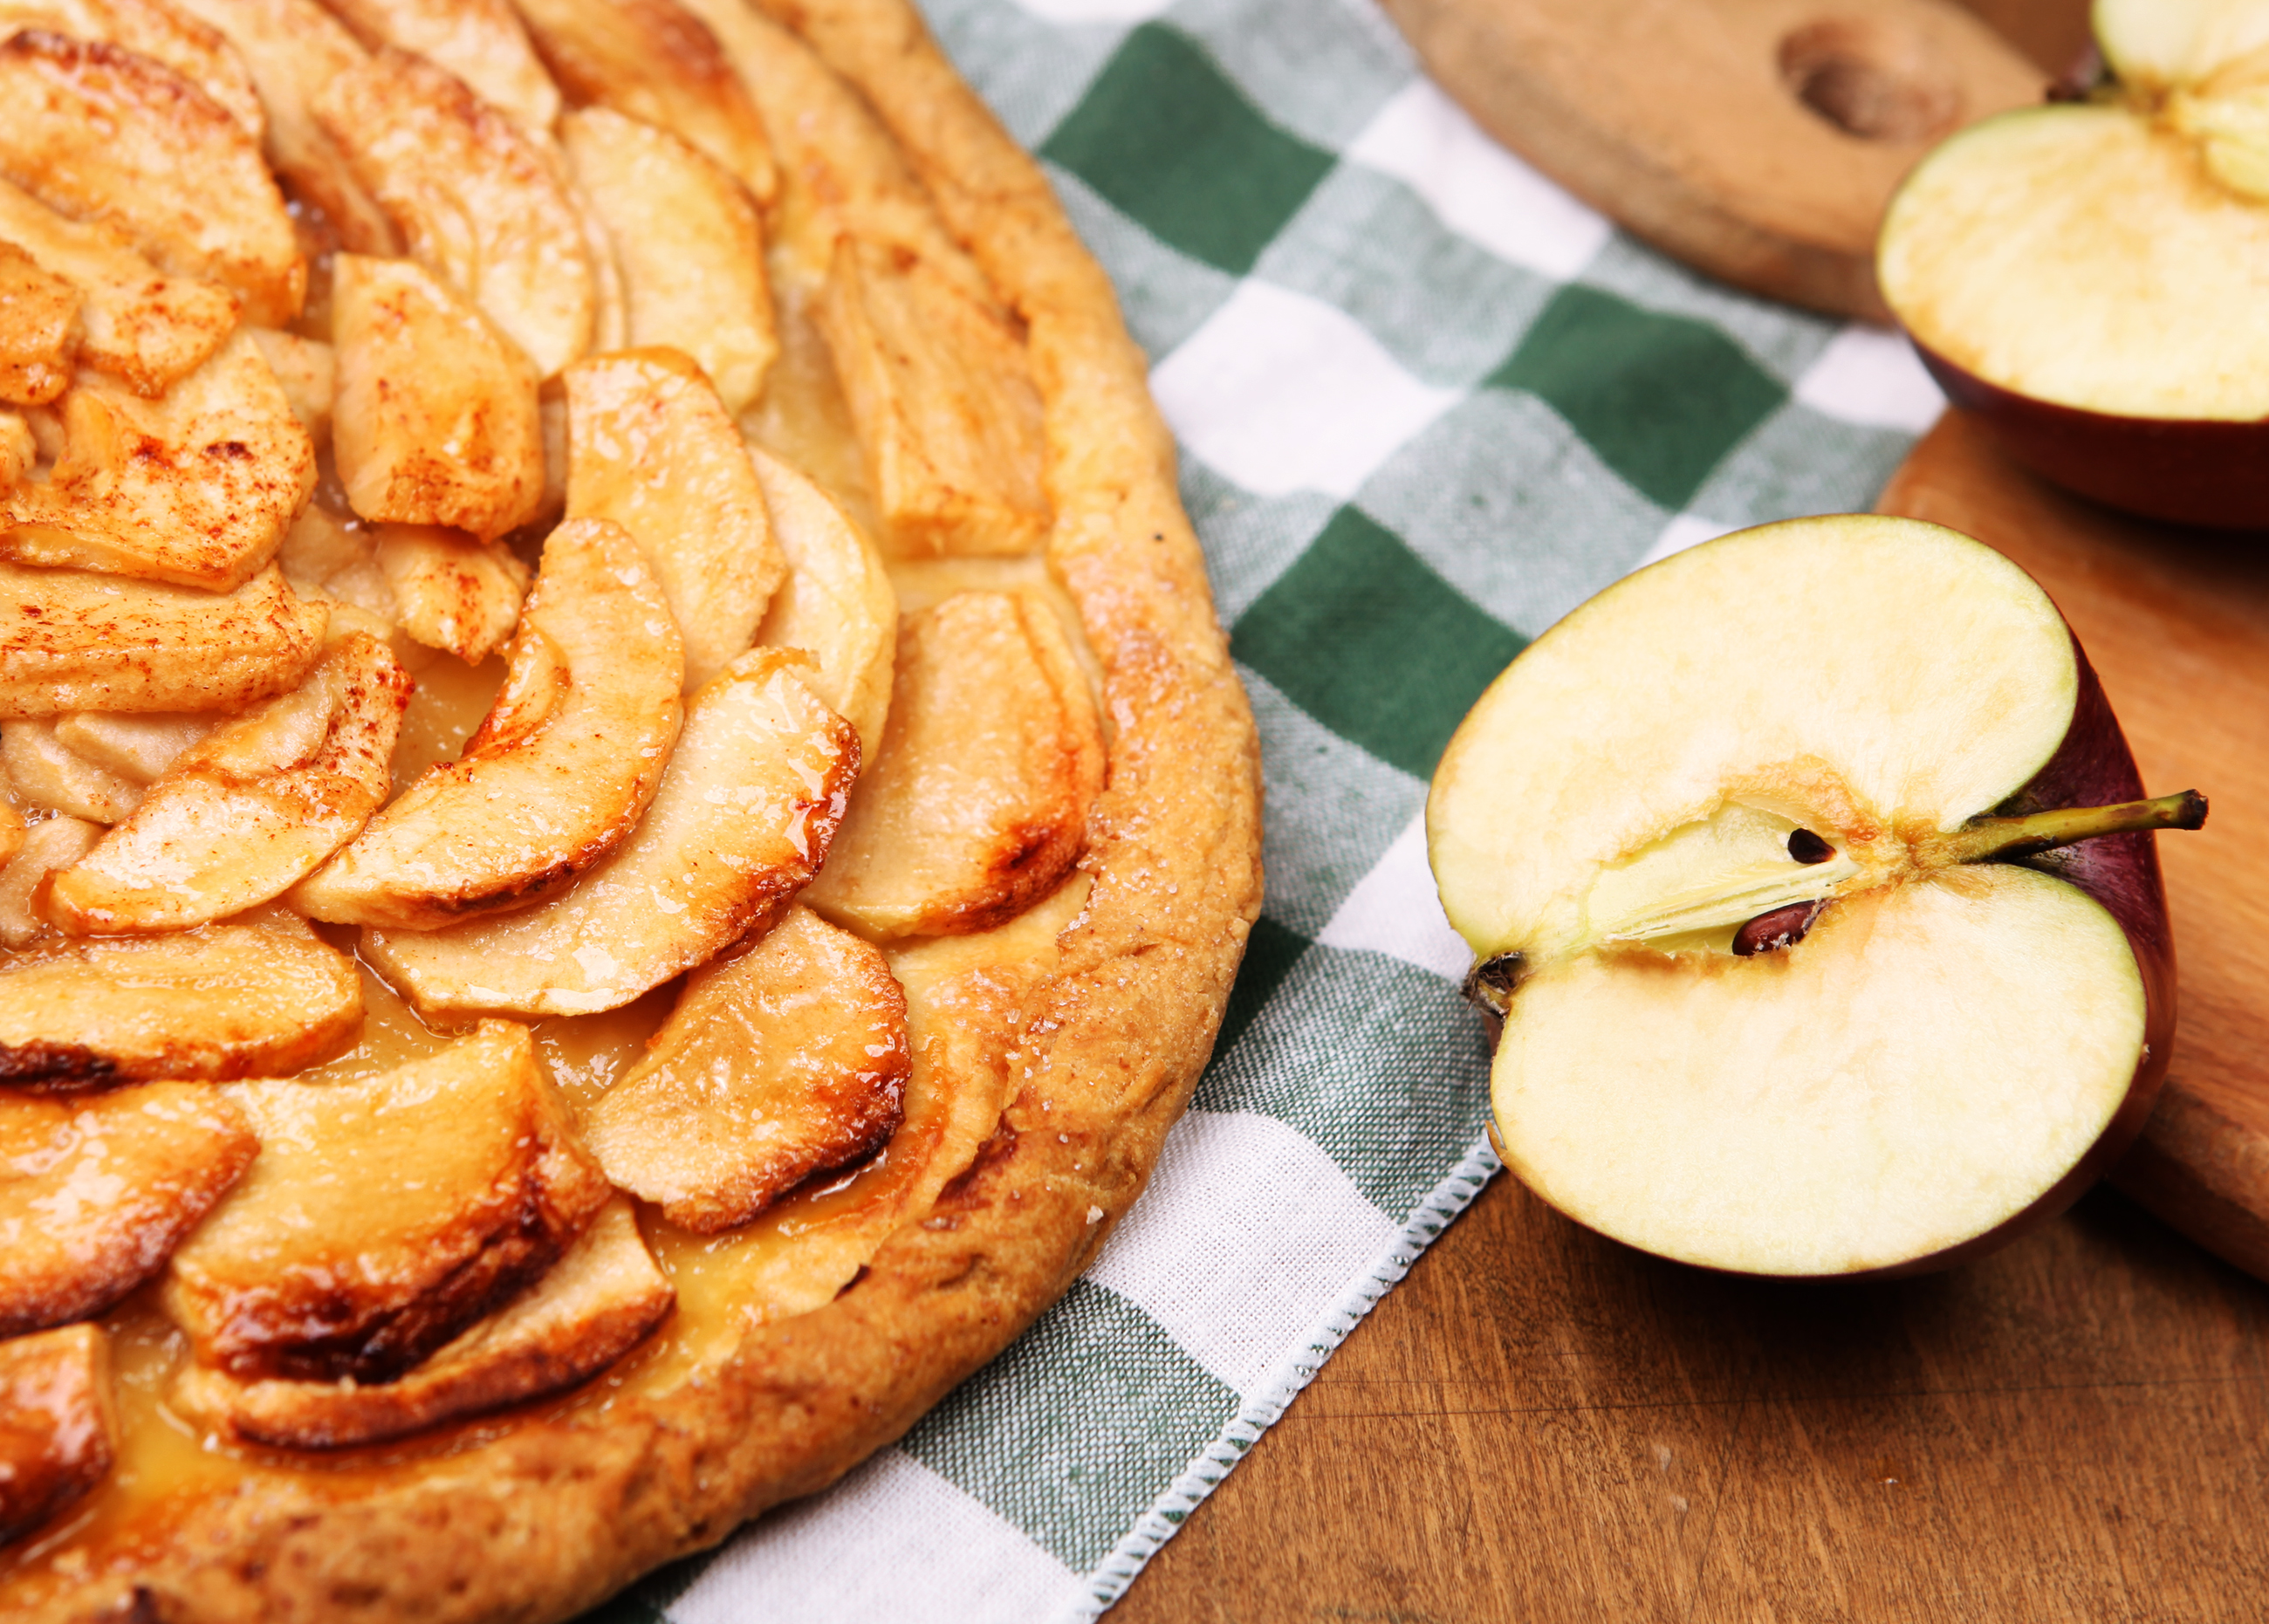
(1876, 415, 2269, 1283)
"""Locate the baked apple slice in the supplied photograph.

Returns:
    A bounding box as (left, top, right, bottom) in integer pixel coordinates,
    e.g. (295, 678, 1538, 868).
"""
(317, 45, 593, 377)
(0, 31, 301, 325)
(1, 330, 317, 589)
(0, 177, 238, 398)
(751, 442, 895, 762)
(175, 1196, 672, 1449)
(319, 0, 560, 131)
(0, 0, 267, 138)
(0, 718, 142, 821)
(1878, 0, 2269, 525)
(563, 349, 781, 689)
(805, 589, 1100, 937)
(588, 905, 908, 1231)
(164, 0, 400, 257)
(0, 242, 76, 406)
(511, 0, 775, 204)
(330, 253, 543, 539)
(0, 1324, 113, 1545)
(294, 517, 682, 928)
(372, 523, 528, 663)
(0, 1082, 257, 1334)
(0, 559, 326, 717)
(559, 109, 774, 413)
(366, 646, 856, 1017)
(47, 631, 412, 932)
(49, 709, 218, 783)
(244, 327, 332, 439)
(0, 813, 94, 947)
(1427, 514, 2204, 1277)
(165, 1019, 611, 1383)
(0, 909, 361, 1086)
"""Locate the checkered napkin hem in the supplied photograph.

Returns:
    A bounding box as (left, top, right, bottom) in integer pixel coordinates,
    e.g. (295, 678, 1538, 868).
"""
(583, 1, 1943, 1618)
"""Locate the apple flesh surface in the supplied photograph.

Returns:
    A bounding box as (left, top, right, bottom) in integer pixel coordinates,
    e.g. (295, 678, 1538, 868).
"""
(1877, 0, 2269, 528)
(1427, 515, 2197, 1278)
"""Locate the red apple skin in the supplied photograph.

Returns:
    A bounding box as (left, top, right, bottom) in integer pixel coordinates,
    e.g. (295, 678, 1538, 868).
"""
(1911, 340, 2269, 531)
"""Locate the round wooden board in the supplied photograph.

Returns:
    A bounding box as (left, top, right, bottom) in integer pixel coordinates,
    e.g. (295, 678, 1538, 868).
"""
(1877, 411, 2269, 1283)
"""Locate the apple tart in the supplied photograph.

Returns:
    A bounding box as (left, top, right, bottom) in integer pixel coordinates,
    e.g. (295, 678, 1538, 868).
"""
(0, 0, 1261, 1615)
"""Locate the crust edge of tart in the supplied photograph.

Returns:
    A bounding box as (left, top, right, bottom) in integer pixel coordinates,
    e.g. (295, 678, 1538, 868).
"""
(5, 0, 1264, 1616)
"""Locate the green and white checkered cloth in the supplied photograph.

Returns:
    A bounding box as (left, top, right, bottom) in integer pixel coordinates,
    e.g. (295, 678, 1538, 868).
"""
(587, 1, 1943, 1618)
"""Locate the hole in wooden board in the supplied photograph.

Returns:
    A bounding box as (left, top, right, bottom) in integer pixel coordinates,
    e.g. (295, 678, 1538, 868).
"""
(1778, 17, 1962, 143)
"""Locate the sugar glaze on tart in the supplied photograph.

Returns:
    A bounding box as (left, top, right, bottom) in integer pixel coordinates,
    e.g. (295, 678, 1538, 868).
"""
(0, 0, 1261, 1616)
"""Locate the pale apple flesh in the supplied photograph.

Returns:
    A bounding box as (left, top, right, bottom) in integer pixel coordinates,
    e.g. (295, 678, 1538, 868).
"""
(1428, 516, 2197, 1278)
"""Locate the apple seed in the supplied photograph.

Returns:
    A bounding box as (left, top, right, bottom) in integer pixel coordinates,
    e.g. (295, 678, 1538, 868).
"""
(1731, 901, 1822, 957)
(1786, 829, 1834, 865)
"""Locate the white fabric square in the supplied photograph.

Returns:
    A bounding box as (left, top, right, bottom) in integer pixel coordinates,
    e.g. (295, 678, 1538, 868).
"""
(1008, 0, 1174, 21)
(1149, 280, 1460, 499)
(673, 1449, 1079, 1624)
(1793, 324, 1945, 433)
(1633, 512, 1743, 572)
(1084, 1108, 1395, 1394)
(1315, 809, 1470, 982)
(1346, 79, 1612, 281)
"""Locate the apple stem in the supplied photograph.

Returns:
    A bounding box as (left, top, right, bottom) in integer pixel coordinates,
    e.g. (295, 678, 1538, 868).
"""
(1933, 790, 2207, 866)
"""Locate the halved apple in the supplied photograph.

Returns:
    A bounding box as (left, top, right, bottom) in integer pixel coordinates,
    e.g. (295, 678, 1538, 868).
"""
(0, 1081, 257, 1334)
(0, 1324, 113, 1545)
(1, 329, 317, 589)
(175, 1196, 671, 1449)
(47, 630, 412, 932)
(372, 522, 529, 663)
(1427, 514, 2203, 1278)
(319, 0, 560, 132)
(804, 590, 1100, 938)
(0, 177, 239, 398)
(0, 909, 361, 1086)
(751, 442, 895, 763)
(0, 30, 301, 325)
(511, 0, 775, 205)
(364, 646, 857, 1017)
(0, 241, 76, 406)
(0, 558, 326, 718)
(165, 1019, 612, 1382)
(562, 349, 781, 689)
(1878, 0, 2269, 526)
(330, 253, 544, 539)
(292, 517, 682, 928)
(587, 905, 908, 1231)
(559, 108, 775, 413)
(0, 0, 268, 138)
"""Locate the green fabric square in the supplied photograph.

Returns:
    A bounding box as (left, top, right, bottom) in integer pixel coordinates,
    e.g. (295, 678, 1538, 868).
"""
(1230, 506, 1525, 780)
(1490, 284, 1786, 510)
(1214, 914, 1309, 1060)
(902, 1278, 1239, 1570)
(1039, 23, 1333, 276)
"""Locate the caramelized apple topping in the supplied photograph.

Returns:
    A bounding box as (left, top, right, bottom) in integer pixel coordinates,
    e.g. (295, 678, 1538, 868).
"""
(164, 1019, 612, 1383)
(751, 442, 895, 762)
(560, 109, 775, 413)
(47, 631, 411, 932)
(0, 31, 302, 325)
(0, 176, 238, 399)
(512, 0, 775, 204)
(590, 906, 909, 1232)
(806, 591, 1100, 937)
(330, 253, 543, 539)
(0, 1082, 257, 1334)
(174, 1196, 670, 1449)
(318, 45, 593, 377)
(373, 522, 528, 663)
(564, 349, 780, 688)
(0, 559, 326, 719)
(0, 1323, 113, 1545)
(296, 517, 679, 927)
(367, 647, 857, 1017)
(0, 911, 360, 1086)
(0, 0, 268, 139)
(0, 240, 77, 407)
(1, 329, 317, 589)
(815, 239, 1049, 558)
(319, 0, 560, 132)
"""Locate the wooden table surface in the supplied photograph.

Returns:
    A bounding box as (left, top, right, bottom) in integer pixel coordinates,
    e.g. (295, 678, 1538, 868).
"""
(1117, 1174, 2269, 1621)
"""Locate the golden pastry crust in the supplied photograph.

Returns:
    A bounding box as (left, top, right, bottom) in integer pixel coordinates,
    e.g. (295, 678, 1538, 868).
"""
(0, 0, 1261, 1616)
